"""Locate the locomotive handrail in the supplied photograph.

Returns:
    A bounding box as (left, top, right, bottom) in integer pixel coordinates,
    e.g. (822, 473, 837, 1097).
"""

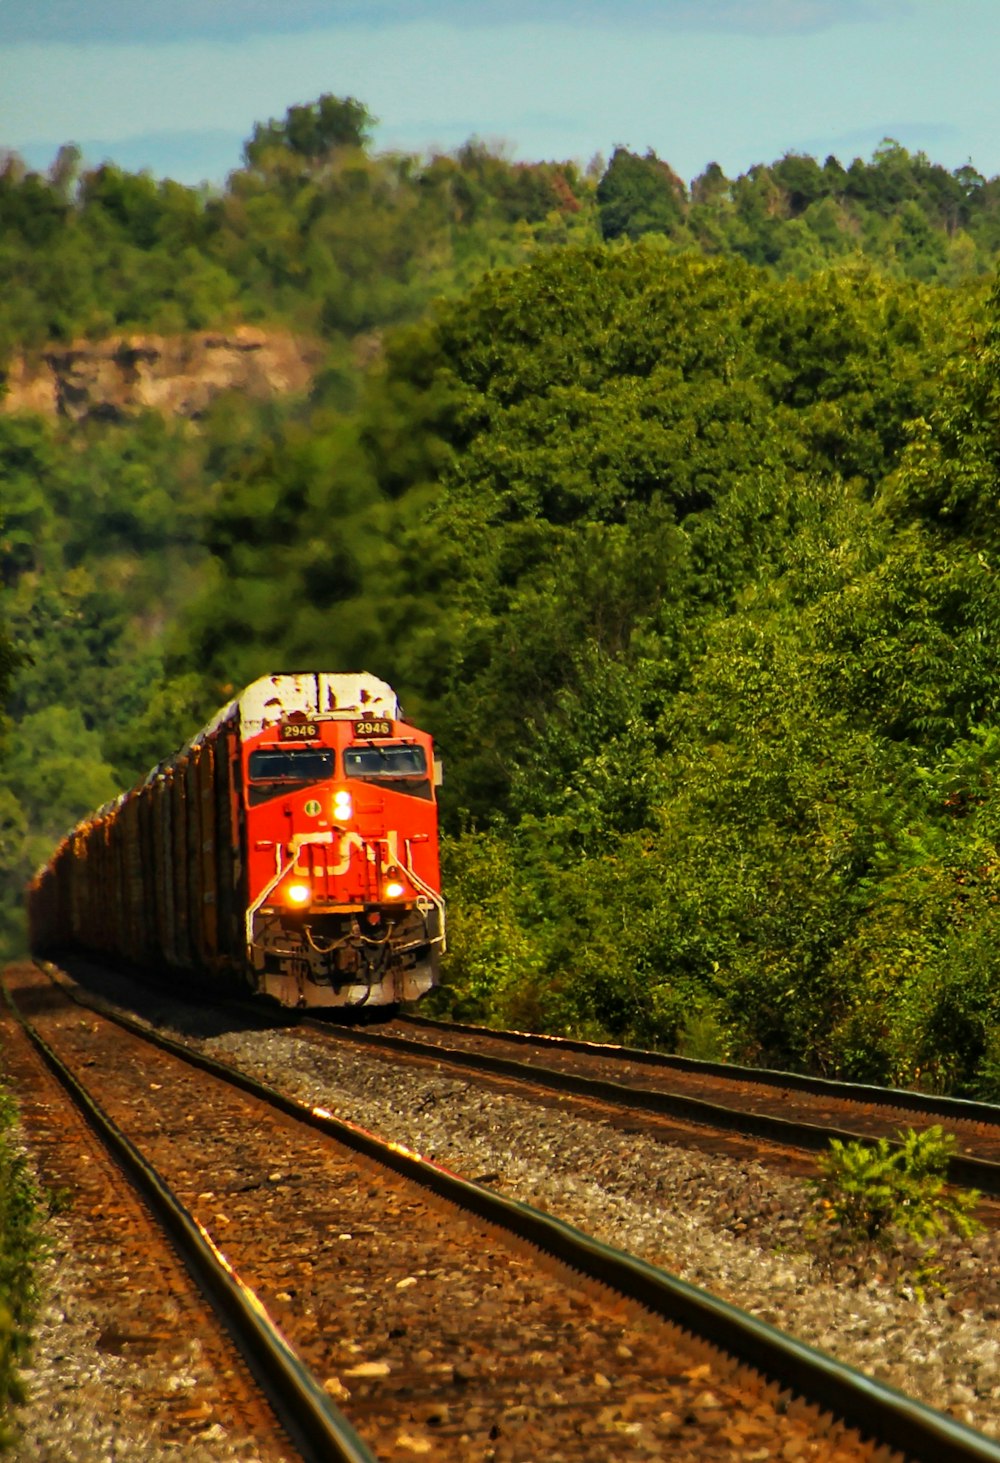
(402, 839, 447, 950)
(244, 831, 338, 944)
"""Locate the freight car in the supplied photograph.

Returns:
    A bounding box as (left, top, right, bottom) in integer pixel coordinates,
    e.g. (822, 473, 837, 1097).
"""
(28, 673, 446, 1009)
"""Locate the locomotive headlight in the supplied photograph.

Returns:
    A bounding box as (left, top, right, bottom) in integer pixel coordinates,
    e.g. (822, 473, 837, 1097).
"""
(385, 880, 406, 900)
(332, 789, 353, 822)
(285, 880, 312, 907)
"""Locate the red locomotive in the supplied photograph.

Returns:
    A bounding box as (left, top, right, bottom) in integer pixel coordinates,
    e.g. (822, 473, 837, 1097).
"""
(28, 673, 446, 1009)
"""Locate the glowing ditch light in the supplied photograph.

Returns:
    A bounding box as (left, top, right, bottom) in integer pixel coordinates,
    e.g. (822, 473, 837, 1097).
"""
(384, 880, 406, 899)
(285, 881, 311, 907)
(333, 789, 353, 821)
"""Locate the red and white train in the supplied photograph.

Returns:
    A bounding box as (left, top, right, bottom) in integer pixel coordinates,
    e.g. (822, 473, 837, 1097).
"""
(28, 673, 445, 1009)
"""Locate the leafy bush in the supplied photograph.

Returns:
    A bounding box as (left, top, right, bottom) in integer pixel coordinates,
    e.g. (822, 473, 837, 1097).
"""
(0, 1090, 42, 1450)
(808, 1125, 981, 1296)
(971, 1029, 1000, 1102)
(675, 1008, 734, 1063)
(432, 829, 548, 1024)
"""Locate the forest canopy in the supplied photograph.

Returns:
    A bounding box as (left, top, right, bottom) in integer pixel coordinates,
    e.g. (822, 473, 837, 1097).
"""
(3, 106, 1000, 358)
(4, 97, 1000, 1095)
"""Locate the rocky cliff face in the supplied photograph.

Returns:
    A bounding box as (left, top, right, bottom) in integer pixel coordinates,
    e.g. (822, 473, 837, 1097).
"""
(0, 328, 320, 421)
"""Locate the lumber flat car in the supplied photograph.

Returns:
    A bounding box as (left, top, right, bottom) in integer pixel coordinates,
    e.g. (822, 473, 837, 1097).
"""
(28, 673, 445, 1009)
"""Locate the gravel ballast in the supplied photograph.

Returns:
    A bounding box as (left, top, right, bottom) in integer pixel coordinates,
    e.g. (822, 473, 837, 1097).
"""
(12, 1209, 285, 1463)
(190, 1021, 1000, 1438)
(8, 966, 1000, 1455)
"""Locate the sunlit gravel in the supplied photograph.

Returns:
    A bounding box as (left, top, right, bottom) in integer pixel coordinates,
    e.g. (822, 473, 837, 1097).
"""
(11, 967, 1000, 1455)
(192, 1020, 1000, 1441)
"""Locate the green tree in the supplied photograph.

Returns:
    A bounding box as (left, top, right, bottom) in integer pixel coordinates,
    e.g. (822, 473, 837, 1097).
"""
(772, 152, 828, 215)
(244, 95, 375, 169)
(596, 147, 686, 241)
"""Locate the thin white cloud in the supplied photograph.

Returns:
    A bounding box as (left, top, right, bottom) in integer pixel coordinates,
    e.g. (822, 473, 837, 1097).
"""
(0, 1, 333, 44)
(2, 3, 999, 188)
(0, 0, 912, 45)
(798, 121, 961, 159)
(13, 129, 250, 186)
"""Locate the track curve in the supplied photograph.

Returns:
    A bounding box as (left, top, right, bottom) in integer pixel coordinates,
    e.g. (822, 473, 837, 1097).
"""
(14, 959, 1000, 1463)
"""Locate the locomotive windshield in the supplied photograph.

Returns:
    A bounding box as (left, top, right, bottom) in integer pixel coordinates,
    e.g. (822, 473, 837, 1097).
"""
(345, 743, 431, 799)
(247, 747, 334, 804)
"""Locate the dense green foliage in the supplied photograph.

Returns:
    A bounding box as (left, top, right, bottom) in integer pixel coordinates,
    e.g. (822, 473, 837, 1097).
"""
(0, 1090, 41, 1450)
(0, 411, 217, 954)
(599, 140, 1000, 282)
(6, 99, 1000, 1096)
(0, 96, 593, 356)
(171, 240, 1000, 1091)
(4, 115, 1000, 367)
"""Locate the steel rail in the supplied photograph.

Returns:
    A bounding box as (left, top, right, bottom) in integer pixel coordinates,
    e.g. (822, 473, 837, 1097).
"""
(37, 973, 1000, 1463)
(399, 1011, 1000, 1125)
(1, 982, 375, 1463)
(310, 1021, 1000, 1195)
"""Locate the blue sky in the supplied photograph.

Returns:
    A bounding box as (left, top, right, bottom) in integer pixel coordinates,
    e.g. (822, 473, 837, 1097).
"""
(3, 1, 999, 188)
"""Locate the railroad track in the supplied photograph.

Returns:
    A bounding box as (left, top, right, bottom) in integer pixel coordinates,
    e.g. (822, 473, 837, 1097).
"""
(0, 976, 359, 1461)
(10, 960, 1000, 1462)
(396, 1010, 1000, 1128)
(288, 1011, 1000, 1194)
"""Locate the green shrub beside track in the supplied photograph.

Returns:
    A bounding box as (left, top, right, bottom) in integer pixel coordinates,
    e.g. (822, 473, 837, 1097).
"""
(809, 1126, 982, 1299)
(0, 1087, 41, 1451)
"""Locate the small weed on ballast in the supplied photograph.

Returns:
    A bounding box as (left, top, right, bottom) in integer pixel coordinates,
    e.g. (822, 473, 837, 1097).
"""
(807, 1125, 982, 1299)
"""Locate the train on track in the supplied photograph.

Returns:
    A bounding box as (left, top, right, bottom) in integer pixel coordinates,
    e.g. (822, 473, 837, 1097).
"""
(28, 673, 446, 1009)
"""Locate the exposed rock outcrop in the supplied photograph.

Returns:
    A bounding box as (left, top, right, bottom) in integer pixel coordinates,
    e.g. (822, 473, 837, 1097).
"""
(0, 328, 321, 421)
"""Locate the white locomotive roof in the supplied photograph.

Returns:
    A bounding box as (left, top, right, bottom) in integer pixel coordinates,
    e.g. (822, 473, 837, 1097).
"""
(200, 672, 400, 742)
